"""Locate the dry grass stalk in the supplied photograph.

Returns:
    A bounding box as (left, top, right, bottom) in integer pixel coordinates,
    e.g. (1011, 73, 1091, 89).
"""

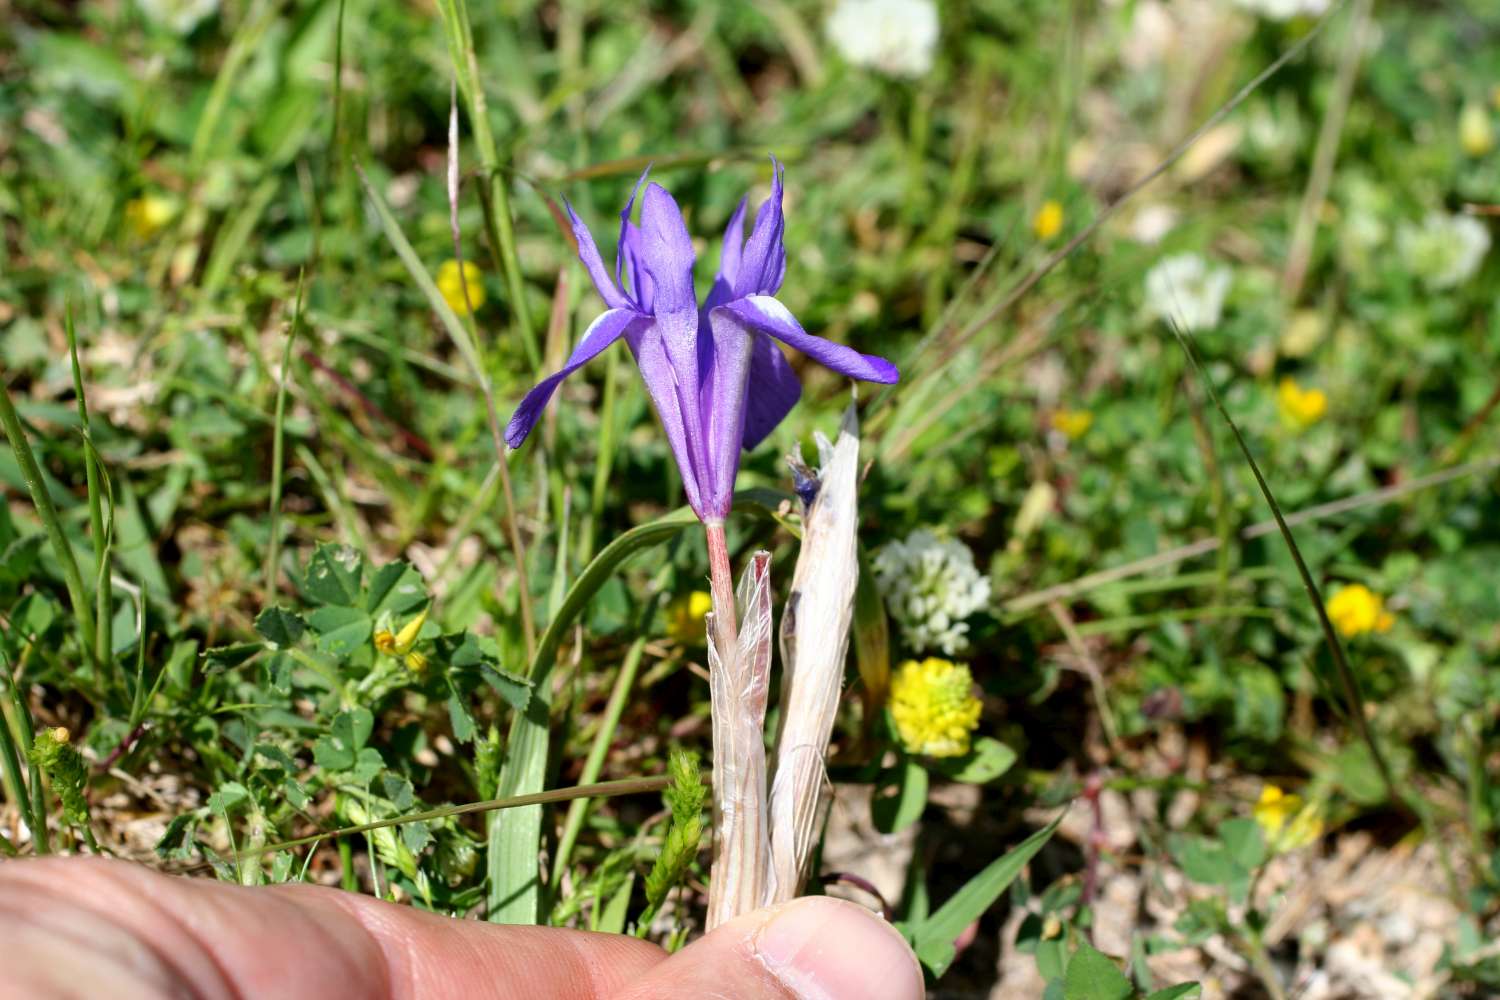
(705, 549, 775, 928)
(767, 405, 862, 902)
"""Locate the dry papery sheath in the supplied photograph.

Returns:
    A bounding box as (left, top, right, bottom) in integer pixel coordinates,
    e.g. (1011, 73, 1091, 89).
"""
(705, 406, 864, 926)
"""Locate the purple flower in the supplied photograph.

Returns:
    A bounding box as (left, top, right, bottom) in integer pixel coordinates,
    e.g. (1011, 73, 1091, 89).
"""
(505, 161, 898, 521)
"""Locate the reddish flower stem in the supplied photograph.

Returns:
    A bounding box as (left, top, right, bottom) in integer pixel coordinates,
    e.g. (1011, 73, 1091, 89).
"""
(703, 520, 738, 653)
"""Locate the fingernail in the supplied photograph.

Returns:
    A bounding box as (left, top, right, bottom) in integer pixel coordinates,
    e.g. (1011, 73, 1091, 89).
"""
(754, 896, 925, 1000)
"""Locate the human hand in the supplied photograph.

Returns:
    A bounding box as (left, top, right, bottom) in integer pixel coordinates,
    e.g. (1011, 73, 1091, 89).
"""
(1, 857, 924, 999)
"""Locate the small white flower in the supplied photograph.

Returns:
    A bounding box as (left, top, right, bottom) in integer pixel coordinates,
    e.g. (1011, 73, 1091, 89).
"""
(1397, 213, 1491, 290)
(873, 529, 991, 655)
(136, 0, 218, 33)
(1233, 0, 1330, 21)
(825, 0, 939, 79)
(1144, 253, 1232, 332)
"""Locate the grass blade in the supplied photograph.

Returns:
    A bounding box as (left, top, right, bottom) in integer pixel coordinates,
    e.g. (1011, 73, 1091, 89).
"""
(908, 813, 1063, 976)
(265, 271, 307, 598)
(0, 374, 98, 673)
(1167, 324, 1398, 802)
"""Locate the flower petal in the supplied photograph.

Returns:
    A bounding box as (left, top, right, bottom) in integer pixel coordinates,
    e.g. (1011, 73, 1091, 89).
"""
(708, 196, 748, 306)
(741, 334, 801, 450)
(719, 295, 899, 384)
(614, 167, 651, 296)
(637, 183, 698, 314)
(564, 200, 630, 310)
(733, 159, 786, 299)
(627, 316, 708, 516)
(700, 308, 756, 508)
(504, 308, 642, 447)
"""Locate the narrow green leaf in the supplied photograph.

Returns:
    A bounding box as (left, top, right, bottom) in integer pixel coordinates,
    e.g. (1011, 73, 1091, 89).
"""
(910, 814, 1063, 977)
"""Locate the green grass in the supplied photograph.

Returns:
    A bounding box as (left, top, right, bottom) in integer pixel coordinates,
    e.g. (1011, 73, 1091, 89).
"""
(2, 0, 1500, 992)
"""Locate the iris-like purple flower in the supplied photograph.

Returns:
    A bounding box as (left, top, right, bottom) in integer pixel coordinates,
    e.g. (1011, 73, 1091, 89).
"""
(504, 161, 898, 522)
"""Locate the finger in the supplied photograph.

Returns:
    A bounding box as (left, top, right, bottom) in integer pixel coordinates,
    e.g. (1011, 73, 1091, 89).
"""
(610, 895, 925, 1000)
(1, 857, 664, 999)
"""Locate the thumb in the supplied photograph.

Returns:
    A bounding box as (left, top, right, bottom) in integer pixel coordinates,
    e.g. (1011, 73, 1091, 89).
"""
(611, 896, 925, 1000)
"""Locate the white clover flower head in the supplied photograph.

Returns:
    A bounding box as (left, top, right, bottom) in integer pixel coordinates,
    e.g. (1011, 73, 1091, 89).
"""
(873, 529, 991, 655)
(825, 0, 939, 79)
(1144, 253, 1232, 332)
(1397, 213, 1491, 291)
(136, 0, 218, 33)
(1233, 0, 1330, 21)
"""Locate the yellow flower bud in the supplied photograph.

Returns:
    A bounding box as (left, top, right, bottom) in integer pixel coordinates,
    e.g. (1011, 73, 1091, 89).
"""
(124, 194, 175, 240)
(889, 657, 982, 758)
(1049, 408, 1093, 440)
(436, 259, 485, 315)
(1253, 785, 1324, 854)
(376, 608, 429, 659)
(1325, 584, 1393, 638)
(1461, 101, 1495, 158)
(393, 606, 428, 653)
(1032, 199, 1064, 241)
(665, 590, 713, 645)
(1276, 377, 1327, 429)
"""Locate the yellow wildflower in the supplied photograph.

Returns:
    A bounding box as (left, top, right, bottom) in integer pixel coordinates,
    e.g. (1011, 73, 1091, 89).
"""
(1253, 785, 1324, 853)
(1326, 584, 1393, 638)
(124, 194, 175, 240)
(889, 657, 982, 758)
(1032, 199, 1064, 241)
(436, 259, 485, 315)
(665, 590, 713, 645)
(1050, 408, 1093, 440)
(1276, 377, 1327, 429)
(1460, 101, 1495, 158)
(374, 607, 429, 671)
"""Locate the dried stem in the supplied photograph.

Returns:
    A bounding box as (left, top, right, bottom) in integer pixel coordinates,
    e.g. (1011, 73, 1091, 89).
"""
(705, 545, 773, 929)
(767, 407, 862, 902)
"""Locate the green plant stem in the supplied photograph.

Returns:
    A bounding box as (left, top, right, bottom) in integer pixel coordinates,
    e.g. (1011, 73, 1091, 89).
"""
(238, 775, 673, 861)
(1282, 0, 1372, 303)
(551, 636, 650, 886)
(436, 0, 540, 371)
(1169, 325, 1400, 805)
(0, 376, 99, 673)
(1243, 931, 1288, 1000)
(2, 662, 47, 855)
(64, 309, 113, 679)
(0, 672, 35, 849)
(265, 273, 306, 598)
